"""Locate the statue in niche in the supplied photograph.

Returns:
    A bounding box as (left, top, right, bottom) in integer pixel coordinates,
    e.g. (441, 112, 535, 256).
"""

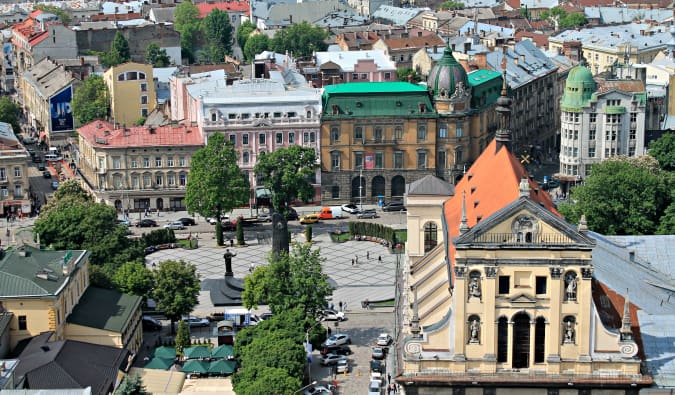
(469, 319, 480, 343)
(468, 277, 481, 299)
(564, 321, 575, 343)
(565, 274, 577, 301)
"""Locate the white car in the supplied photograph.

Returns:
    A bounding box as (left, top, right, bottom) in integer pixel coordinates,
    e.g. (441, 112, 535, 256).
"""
(377, 333, 392, 346)
(321, 309, 345, 321)
(207, 214, 230, 225)
(164, 221, 185, 230)
(341, 203, 360, 214)
(319, 353, 347, 366)
(336, 359, 350, 373)
(324, 333, 351, 346)
(368, 379, 381, 395)
(182, 317, 210, 327)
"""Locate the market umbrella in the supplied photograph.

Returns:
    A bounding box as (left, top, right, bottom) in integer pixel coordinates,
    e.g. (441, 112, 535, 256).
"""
(183, 346, 210, 359)
(144, 357, 174, 370)
(181, 360, 209, 374)
(210, 345, 234, 359)
(208, 359, 237, 375)
(153, 346, 176, 359)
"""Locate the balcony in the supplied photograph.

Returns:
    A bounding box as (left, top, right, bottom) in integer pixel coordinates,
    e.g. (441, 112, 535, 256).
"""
(0, 178, 7, 184)
(203, 117, 318, 128)
(363, 138, 398, 146)
(96, 167, 106, 175)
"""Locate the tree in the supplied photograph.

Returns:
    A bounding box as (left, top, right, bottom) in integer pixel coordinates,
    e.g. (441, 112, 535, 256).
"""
(72, 75, 110, 124)
(174, 1, 201, 62)
(152, 260, 200, 331)
(34, 4, 72, 25)
(270, 22, 328, 58)
(648, 133, 675, 171)
(175, 320, 191, 353)
(558, 156, 673, 235)
(657, 199, 675, 234)
(242, 243, 332, 318)
(236, 217, 245, 246)
(113, 261, 154, 299)
(145, 43, 171, 67)
(237, 20, 256, 51)
(204, 9, 233, 62)
(397, 67, 421, 83)
(439, 1, 464, 9)
(0, 97, 21, 135)
(233, 366, 301, 395)
(114, 374, 150, 395)
(243, 34, 269, 62)
(185, 132, 249, 245)
(254, 146, 317, 213)
(105, 32, 131, 67)
(559, 12, 587, 28)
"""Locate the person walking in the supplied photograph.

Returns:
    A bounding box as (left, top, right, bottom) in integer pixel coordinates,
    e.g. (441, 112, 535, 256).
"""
(367, 251, 370, 259)
(378, 255, 382, 262)
(339, 301, 343, 311)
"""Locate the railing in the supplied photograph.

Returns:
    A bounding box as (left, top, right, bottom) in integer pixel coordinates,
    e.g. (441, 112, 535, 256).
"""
(461, 233, 575, 245)
(363, 138, 398, 146)
(203, 118, 318, 128)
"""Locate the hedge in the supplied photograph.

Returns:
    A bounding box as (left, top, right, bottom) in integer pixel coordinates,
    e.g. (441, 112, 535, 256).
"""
(348, 221, 397, 245)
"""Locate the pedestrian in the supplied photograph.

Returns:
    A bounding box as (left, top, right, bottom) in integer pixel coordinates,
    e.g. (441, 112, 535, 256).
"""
(355, 255, 359, 264)
(367, 251, 370, 259)
(378, 255, 382, 262)
(387, 386, 391, 395)
(329, 302, 334, 310)
(351, 258, 355, 266)
(388, 373, 391, 384)
(339, 301, 343, 311)
(343, 302, 347, 311)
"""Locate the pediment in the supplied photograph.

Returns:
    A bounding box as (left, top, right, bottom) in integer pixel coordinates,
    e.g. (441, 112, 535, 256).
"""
(509, 293, 538, 304)
(453, 197, 595, 248)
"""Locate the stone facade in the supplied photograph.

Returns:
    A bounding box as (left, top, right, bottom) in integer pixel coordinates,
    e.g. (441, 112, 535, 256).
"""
(0, 123, 31, 216)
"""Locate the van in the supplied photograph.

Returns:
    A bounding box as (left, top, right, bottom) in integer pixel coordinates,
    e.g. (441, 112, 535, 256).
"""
(45, 153, 61, 162)
(318, 206, 343, 220)
(224, 308, 260, 328)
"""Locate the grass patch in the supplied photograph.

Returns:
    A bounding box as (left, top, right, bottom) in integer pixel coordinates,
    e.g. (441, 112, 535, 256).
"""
(370, 299, 395, 307)
(330, 231, 351, 243)
(177, 239, 197, 249)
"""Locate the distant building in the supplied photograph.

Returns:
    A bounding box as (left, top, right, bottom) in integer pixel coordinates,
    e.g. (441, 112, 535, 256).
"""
(0, 122, 30, 217)
(372, 31, 445, 69)
(298, 50, 397, 88)
(77, 120, 202, 212)
(104, 62, 157, 126)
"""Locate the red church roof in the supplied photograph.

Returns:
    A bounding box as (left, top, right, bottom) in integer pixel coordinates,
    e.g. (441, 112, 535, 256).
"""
(196, 1, 249, 18)
(78, 121, 203, 148)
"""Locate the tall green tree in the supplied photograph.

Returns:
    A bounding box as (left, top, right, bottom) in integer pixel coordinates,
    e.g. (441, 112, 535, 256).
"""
(558, 156, 673, 235)
(113, 261, 154, 299)
(397, 67, 421, 82)
(185, 132, 249, 245)
(114, 374, 150, 395)
(104, 32, 131, 67)
(204, 9, 233, 62)
(174, 1, 201, 62)
(253, 146, 317, 213)
(0, 97, 21, 135)
(243, 34, 269, 62)
(237, 20, 256, 51)
(233, 366, 301, 395)
(270, 22, 328, 58)
(34, 4, 72, 25)
(145, 43, 171, 67)
(559, 12, 587, 28)
(648, 133, 675, 171)
(152, 259, 201, 331)
(175, 320, 191, 353)
(242, 243, 331, 318)
(72, 75, 110, 124)
(439, 1, 464, 9)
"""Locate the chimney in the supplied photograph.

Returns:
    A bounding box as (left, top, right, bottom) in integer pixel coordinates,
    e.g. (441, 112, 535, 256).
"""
(520, 54, 525, 63)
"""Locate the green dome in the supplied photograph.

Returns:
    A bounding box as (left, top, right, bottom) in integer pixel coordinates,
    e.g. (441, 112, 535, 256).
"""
(427, 46, 468, 99)
(561, 65, 596, 112)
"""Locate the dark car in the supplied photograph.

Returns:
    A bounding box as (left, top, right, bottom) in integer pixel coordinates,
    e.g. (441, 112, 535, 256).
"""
(33, 155, 42, 163)
(177, 217, 196, 226)
(42, 171, 51, 178)
(142, 316, 162, 331)
(136, 219, 158, 227)
(370, 359, 385, 373)
(285, 208, 299, 221)
(144, 245, 159, 255)
(320, 344, 352, 357)
(382, 202, 407, 212)
(221, 220, 237, 231)
(357, 209, 378, 219)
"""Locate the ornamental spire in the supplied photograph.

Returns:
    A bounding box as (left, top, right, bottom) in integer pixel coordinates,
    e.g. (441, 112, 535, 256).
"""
(495, 46, 512, 153)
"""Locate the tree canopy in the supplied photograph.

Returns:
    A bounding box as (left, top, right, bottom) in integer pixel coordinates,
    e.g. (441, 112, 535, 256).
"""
(204, 9, 233, 62)
(152, 259, 201, 324)
(0, 97, 21, 135)
(103, 32, 131, 67)
(34, 4, 72, 25)
(243, 34, 269, 62)
(439, 1, 464, 9)
(174, 1, 201, 62)
(146, 43, 171, 67)
(113, 261, 154, 299)
(648, 133, 675, 171)
(270, 22, 328, 58)
(236, 20, 256, 51)
(253, 146, 317, 212)
(114, 374, 150, 395)
(558, 156, 673, 235)
(397, 68, 421, 83)
(540, 7, 586, 28)
(72, 75, 110, 124)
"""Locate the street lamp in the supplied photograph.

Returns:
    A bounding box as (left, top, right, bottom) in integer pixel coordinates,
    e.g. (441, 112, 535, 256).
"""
(294, 381, 317, 394)
(359, 166, 364, 213)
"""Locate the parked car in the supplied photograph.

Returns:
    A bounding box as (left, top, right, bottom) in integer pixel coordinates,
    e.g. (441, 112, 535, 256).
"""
(144, 245, 159, 255)
(51, 181, 59, 190)
(260, 312, 273, 321)
(320, 344, 352, 357)
(377, 333, 392, 346)
(336, 359, 350, 374)
(371, 347, 386, 360)
(370, 359, 385, 373)
(302, 385, 335, 395)
(257, 213, 272, 222)
(142, 316, 162, 331)
(177, 217, 196, 226)
(221, 220, 237, 231)
(357, 209, 378, 219)
(135, 219, 158, 228)
(300, 214, 320, 224)
(341, 203, 360, 214)
(42, 170, 51, 178)
(382, 201, 406, 212)
(319, 353, 347, 366)
(207, 215, 229, 225)
(182, 317, 210, 327)
(37, 162, 46, 170)
(116, 218, 131, 227)
(285, 208, 299, 221)
(320, 309, 345, 321)
(164, 221, 185, 230)
(324, 333, 351, 346)
(368, 379, 381, 395)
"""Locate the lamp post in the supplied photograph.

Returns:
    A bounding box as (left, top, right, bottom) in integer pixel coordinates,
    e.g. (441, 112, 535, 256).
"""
(359, 166, 364, 213)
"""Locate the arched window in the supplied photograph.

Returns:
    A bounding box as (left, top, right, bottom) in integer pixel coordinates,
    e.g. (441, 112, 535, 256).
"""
(534, 317, 546, 363)
(391, 175, 405, 198)
(211, 113, 217, 122)
(497, 317, 508, 363)
(512, 312, 531, 368)
(424, 222, 437, 252)
(371, 176, 385, 197)
(351, 176, 366, 200)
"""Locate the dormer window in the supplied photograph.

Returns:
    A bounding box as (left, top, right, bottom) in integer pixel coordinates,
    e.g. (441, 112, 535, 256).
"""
(331, 104, 339, 115)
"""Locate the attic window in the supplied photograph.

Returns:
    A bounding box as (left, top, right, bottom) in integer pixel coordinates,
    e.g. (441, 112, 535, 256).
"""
(467, 173, 474, 180)
(470, 187, 476, 194)
(418, 103, 426, 113)
(331, 104, 339, 115)
(476, 215, 483, 223)
(356, 101, 363, 107)
(473, 201, 479, 208)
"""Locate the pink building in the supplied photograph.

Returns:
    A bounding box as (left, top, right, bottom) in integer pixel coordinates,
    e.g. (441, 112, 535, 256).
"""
(298, 50, 397, 88)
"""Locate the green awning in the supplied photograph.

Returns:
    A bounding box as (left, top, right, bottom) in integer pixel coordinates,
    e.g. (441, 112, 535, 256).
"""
(182, 360, 209, 374)
(208, 359, 237, 375)
(183, 346, 210, 359)
(153, 346, 176, 359)
(211, 345, 234, 359)
(144, 357, 174, 370)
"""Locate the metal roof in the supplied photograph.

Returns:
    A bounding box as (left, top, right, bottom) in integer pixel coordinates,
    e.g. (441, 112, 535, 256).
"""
(66, 287, 142, 333)
(314, 50, 396, 72)
(324, 81, 428, 94)
(550, 23, 670, 53)
(485, 39, 557, 89)
(585, 7, 672, 24)
(371, 5, 426, 26)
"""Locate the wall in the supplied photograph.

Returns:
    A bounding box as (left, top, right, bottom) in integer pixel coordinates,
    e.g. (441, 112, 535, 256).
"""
(75, 24, 180, 63)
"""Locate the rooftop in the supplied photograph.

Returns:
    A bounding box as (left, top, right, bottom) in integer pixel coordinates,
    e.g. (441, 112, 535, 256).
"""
(314, 50, 396, 72)
(467, 69, 502, 87)
(66, 287, 142, 333)
(486, 40, 558, 89)
(196, 1, 249, 18)
(371, 5, 426, 26)
(78, 121, 203, 148)
(324, 81, 428, 94)
(550, 23, 670, 52)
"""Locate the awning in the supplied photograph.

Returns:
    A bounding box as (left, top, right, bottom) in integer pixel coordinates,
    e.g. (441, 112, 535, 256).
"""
(182, 360, 209, 374)
(211, 345, 234, 359)
(144, 357, 174, 370)
(208, 360, 237, 375)
(153, 346, 176, 359)
(183, 346, 210, 359)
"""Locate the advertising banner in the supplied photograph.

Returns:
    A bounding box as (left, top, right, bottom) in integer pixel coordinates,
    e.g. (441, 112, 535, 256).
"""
(50, 86, 74, 132)
(364, 153, 374, 169)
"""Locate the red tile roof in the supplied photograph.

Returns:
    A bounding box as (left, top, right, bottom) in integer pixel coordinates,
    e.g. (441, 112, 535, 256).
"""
(383, 34, 445, 51)
(443, 140, 559, 273)
(516, 31, 549, 48)
(11, 11, 53, 47)
(78, 121, 203, 148)
(196, 1, 249, 18)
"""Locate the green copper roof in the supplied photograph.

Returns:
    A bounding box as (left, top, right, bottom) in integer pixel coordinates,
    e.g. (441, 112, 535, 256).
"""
(67, 286, 142, 333)
(427, 46, 468, 98)
(561, 65, 597, 112)
(323, 82, 428, 94)
(467, 69, 502, 87)
(469, 70, 503, 111)
(567, 65, 594, 84)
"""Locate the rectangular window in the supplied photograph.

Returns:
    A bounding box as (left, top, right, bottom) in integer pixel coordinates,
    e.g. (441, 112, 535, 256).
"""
(456, 125, 463, 138)
(331, 126, 340, 142)
(498, 276, 510, 294)
(168, 174, 175, 186)
(331, 152, 340, 170)
(111, 158, 120, 169)
(13, 167, 21, 177)
(141, 109, 149, 117)
(394, 126, 404, 139)
(243, 133, 249, 145)
(143, 157, 150, 168)
(14, 185, 22, 197)
(155, 157, 162, 167)
(131, 159, 138, 168)
(384, 72, 391, 79)
(229, 134, 236, 145)
(155, 175, 163, 185)
(143, 175, 151, 188)
(354, 152, 363, 169)
(131, 176, 139, 188)
(140, 82, 148, 92)
(417, 124, 427, 140)
(141, 95, 148, 105)
(589, 129, 596, 140)
(588, 147, 595, 157)
(288, 132, 295, 144)
(354, 127, 363, 142)
(360, 73, 367, 80)
(18, 315, 27, 330)
(536, 276, 547, 295)
(394, 151, 403, 169)
(629, 129, 636, 140)
(179, 157, 186, 167)
(0, 168, 5, 180)
(629, 146, 636, 156)
(590, 113, 597, 123)
(352, 73, 358, 80)
(0, 186, 6, 196)
(375, 152, 384, 169)
(259, 133, 266, 144)
(276, 132, 283, 144)
(179, 173, 187, 186)
(167, 157, 174, 167)
(417, 152, 426, 169)
(439, 124, 447, 138)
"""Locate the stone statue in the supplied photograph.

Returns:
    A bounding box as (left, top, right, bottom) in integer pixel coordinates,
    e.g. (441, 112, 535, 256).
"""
(564, 321, 575, 343)
(566, 275, 577, 301)
(468, 278, 481, 299)
(224, 249, 236, 276)
(469, 319, 480, 343)
(271, 211, 289, 255)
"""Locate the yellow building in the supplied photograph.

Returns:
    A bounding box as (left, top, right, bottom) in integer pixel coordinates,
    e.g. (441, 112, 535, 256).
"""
(104, 62, 157, 126)
(0, 122, 31, 217)
(0, 246, 143, 355)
